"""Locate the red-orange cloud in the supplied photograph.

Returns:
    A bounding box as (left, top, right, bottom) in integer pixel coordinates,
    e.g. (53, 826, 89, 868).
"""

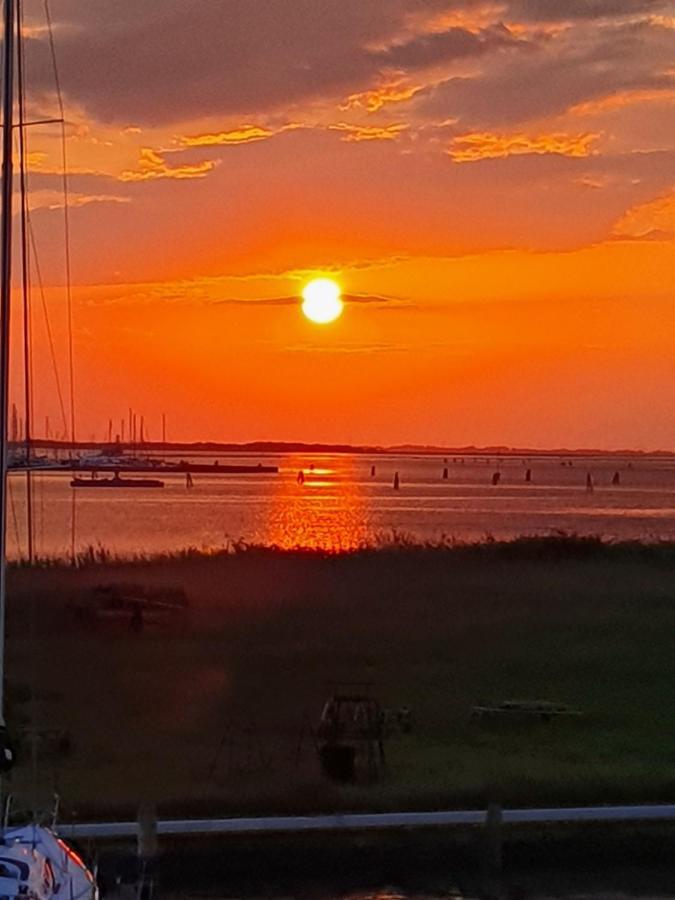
(329, 122, 409, 142)
(340, 81, 424, 113)
(179, 123, 301, 147)
(448, 131, 600, 162)
(119, 147, 217, 182)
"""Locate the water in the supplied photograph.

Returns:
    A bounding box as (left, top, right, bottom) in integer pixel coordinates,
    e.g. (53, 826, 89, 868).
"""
(8, 452, 675, 559)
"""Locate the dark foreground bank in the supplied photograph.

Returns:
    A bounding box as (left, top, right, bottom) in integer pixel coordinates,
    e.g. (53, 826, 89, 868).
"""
(95, 821, 675, 897)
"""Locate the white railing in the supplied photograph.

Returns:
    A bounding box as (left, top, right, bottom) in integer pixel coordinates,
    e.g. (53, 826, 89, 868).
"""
(56, 804, 675, 840)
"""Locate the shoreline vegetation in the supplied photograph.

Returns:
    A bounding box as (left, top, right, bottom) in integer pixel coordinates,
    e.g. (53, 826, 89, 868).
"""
(6, 533, 675, 821)
(11, 531, 675, 568)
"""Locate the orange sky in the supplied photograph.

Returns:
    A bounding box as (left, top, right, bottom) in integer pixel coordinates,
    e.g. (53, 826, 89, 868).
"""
(11, 0, 675, 449)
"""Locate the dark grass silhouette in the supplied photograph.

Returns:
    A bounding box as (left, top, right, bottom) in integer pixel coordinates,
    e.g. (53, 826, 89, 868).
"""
(6, 534, 675, 819)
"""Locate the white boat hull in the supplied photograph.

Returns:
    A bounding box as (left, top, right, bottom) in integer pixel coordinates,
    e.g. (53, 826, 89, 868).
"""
(1, 825, 97, 899)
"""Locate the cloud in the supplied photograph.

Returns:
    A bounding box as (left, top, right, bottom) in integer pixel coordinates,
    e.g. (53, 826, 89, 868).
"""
(573, 174, 611, 190)
(611, 229, 675, 242)
(375, 22, 516, 69)
(24, 0, 459, 125)
(23, 2, 532, 129)
(448, 131, 600, 162)
(340, 80, 425, 113)
(17, 0, 672, 150)
(570, 87, 675, 116)
(328, 123, 410, 142)
(212, 292, 405, 307)
(505, 0, 670, 22)
(118, 147, 218, 182)
(178, 123, 302, 148)
(613, 189, 675, 239)
(26, 150, 100, 177)
(27, 189, 130, 211)
(343, 293, 405, 304)
(415, 18, 675, 127)
(284, 342, 410, 354)
(213, 296, 298, 307)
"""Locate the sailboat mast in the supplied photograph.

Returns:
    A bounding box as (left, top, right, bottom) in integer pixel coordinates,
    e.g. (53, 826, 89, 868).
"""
(0, 0, 16, 725)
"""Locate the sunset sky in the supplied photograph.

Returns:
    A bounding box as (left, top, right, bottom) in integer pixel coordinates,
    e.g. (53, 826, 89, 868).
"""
(15, 0, 675, 449)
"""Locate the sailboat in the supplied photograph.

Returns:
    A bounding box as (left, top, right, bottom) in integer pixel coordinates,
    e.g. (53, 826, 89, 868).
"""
(0, 0, 98, 895)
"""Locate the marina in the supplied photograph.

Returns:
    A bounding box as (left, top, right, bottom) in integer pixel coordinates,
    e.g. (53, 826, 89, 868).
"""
(7, 452, 675, 560)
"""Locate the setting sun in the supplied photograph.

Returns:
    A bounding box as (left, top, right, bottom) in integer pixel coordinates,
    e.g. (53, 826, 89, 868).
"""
(301, 278, 343, 324)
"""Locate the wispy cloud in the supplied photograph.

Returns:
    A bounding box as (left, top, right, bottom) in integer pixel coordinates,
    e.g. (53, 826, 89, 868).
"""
(27, 189, 131, 211)
(448, 131, 601, 162)
(283, 341, 410, 354)
(178, 123, 301, 147)
(328, 122, 410, 142)
(118, 147, 218, 182)
(212, 292, 407, 307)
(213, 296, 297, 307)
(570, 87, 675, 116)
(613, 189, 675, 240)
(26, 150, 100, 177)
(340, 80, 424, 112)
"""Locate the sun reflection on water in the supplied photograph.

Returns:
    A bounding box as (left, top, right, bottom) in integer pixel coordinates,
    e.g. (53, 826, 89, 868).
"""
(258, 457, 372, 550)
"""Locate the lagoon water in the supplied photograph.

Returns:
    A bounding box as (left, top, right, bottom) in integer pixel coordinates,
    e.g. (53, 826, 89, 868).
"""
(8, 452, 675, 560)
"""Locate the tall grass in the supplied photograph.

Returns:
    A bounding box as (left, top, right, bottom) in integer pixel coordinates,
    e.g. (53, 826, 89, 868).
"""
(11, 531, 675, 570)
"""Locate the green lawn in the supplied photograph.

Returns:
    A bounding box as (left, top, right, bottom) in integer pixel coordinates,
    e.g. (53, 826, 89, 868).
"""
(6, 537, 675, 819)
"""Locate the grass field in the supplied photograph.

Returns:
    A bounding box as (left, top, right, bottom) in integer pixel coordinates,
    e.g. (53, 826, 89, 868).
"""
(5, 536, 675, 820)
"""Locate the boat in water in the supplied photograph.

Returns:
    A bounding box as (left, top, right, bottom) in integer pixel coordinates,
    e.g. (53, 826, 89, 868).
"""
(70, 473, 164, 488)
(71, 449, 166, 470)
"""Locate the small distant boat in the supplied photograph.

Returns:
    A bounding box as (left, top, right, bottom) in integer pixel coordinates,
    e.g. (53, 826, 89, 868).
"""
(71, 473, 164, 489)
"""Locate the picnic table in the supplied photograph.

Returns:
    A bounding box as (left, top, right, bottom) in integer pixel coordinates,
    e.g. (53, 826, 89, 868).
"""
(470, 700, 582, 722)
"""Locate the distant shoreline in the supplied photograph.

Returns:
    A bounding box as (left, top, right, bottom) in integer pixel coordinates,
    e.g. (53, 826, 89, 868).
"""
(16, 438, 675, 458)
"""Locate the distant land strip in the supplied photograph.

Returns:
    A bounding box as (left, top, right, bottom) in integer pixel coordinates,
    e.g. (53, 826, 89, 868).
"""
(15, 439, 675, 458)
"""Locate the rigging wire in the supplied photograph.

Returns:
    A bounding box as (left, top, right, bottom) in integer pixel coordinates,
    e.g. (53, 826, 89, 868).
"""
(17, 0, 38, 818)
(0, 0, 17, 736)
(43, 0, 77, 562)
(17, 0, 33, 564)
(42, 0, 75, 447)
(6, 479, 21, 562)
(27, 218, 68, 438)
(38, 472, 44, 557)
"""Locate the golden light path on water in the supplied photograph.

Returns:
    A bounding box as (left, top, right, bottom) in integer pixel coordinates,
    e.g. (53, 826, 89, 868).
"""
(258, 457, 371, 550)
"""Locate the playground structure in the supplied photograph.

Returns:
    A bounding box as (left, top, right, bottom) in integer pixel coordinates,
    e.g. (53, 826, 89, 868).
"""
(315, 685, 386, 783)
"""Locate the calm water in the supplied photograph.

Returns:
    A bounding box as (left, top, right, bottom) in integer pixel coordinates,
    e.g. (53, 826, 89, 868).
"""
(8, 452, 675, 559)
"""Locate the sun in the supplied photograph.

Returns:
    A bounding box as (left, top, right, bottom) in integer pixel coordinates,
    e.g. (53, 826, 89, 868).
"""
(301, 278, 343, 324)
